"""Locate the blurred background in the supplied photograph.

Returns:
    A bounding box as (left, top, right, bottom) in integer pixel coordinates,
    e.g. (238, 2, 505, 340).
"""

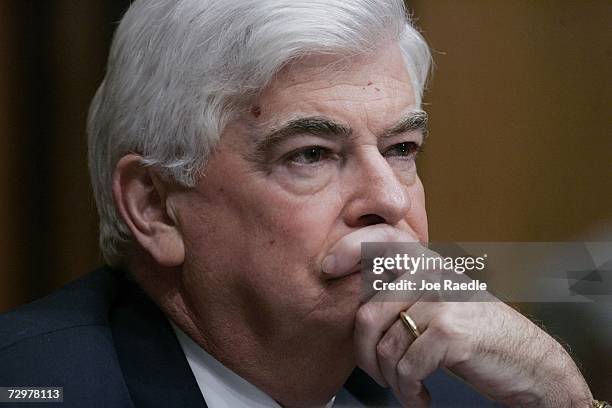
(0, 0, 610, 397)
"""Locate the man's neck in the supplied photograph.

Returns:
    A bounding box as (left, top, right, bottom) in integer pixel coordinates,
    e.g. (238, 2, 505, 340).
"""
(128, 259, 355, 407)
(164, 290, 355, 407)
(172, 321, 339, 408)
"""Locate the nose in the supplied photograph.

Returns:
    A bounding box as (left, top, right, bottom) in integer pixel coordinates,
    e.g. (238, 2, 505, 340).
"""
(341, 150, 412, 228)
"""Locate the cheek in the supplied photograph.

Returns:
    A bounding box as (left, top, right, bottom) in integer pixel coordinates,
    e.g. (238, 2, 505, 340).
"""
(250, 192, 341, 267)
(179, 176, 342, 288)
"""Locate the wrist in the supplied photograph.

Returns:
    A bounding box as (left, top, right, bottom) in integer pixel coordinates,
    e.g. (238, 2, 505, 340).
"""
(507, 339, 593, 407)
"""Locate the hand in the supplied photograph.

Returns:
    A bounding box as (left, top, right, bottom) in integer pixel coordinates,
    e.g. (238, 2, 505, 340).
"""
(322, 224, 593, 407)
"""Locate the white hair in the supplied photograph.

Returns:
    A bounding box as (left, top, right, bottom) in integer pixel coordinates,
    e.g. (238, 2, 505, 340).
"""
(88, 0, 432, 266)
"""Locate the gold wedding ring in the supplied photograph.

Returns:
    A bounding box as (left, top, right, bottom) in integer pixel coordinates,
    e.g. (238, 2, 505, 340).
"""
(399, 311, 421, 338)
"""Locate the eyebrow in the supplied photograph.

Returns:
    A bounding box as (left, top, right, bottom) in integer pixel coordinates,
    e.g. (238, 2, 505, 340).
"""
(380, 109, 428, 141)
(252, 109, 428, 159)
(253, 117, 352, 157)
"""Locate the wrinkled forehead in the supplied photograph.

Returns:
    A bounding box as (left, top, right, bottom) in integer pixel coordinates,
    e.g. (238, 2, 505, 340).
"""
(265, 44, 413, 96)
(247, 44, 417, 132)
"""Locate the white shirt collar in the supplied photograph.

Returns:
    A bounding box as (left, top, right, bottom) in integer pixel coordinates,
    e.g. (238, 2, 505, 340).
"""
(171, 322, 335, 408)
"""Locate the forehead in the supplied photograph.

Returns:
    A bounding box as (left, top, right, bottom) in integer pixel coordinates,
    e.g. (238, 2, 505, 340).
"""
(250, 44, 417, 130)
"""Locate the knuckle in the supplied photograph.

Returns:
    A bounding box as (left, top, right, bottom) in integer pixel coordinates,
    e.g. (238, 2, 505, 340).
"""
(376, 335, 399, 360)
(453, 345, 474, 365)
(396, 359, 415, 380)
(381, 225, 400, 242)
(428, 309, 476, 366)
(355, 305, 378, 332)
(429, 312, 468, 341)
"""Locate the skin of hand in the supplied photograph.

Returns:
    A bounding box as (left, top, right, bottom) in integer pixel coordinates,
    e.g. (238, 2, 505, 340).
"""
(322, 224, 594, 407)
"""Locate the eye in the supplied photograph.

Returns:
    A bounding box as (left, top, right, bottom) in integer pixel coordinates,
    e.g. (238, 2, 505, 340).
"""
(384, 142, 422, 159)
(286, 146, 335, 165)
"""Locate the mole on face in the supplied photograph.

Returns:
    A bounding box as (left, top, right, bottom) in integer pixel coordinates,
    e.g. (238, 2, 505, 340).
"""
(250, 105, 262, 118)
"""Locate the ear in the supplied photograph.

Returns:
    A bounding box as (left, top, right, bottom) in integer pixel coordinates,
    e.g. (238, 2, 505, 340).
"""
(112, 154, 185, 267)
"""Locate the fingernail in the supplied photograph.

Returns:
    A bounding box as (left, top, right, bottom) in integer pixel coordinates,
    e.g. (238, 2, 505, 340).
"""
(322, 255, 335, 274)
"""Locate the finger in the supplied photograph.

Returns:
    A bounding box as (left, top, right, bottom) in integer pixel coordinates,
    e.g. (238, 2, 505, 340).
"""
(355, 296, 442, 387)
(377, 303, 440, 391)
(396, 329, 446, 406)
(398, 299, 444, 331)
(322, 224, 419, 278)
(376, 318, 416, 393)
(354, 300, 412, 387)
(385, 301, 444, 406)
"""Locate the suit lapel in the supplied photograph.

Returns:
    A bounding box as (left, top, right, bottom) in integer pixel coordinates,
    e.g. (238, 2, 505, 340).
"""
(109, 274, 207, 408)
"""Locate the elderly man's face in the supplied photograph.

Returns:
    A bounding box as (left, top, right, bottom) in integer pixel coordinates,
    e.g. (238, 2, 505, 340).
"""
(174, 44, 428, 344)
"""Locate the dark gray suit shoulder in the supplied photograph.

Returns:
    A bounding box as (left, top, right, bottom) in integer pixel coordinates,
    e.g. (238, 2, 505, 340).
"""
(0, 268, 132, 408)
(0, 268, 118, 351)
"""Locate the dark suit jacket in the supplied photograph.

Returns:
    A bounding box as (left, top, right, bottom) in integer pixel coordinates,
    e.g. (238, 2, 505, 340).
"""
(0, 268, 500, 407)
